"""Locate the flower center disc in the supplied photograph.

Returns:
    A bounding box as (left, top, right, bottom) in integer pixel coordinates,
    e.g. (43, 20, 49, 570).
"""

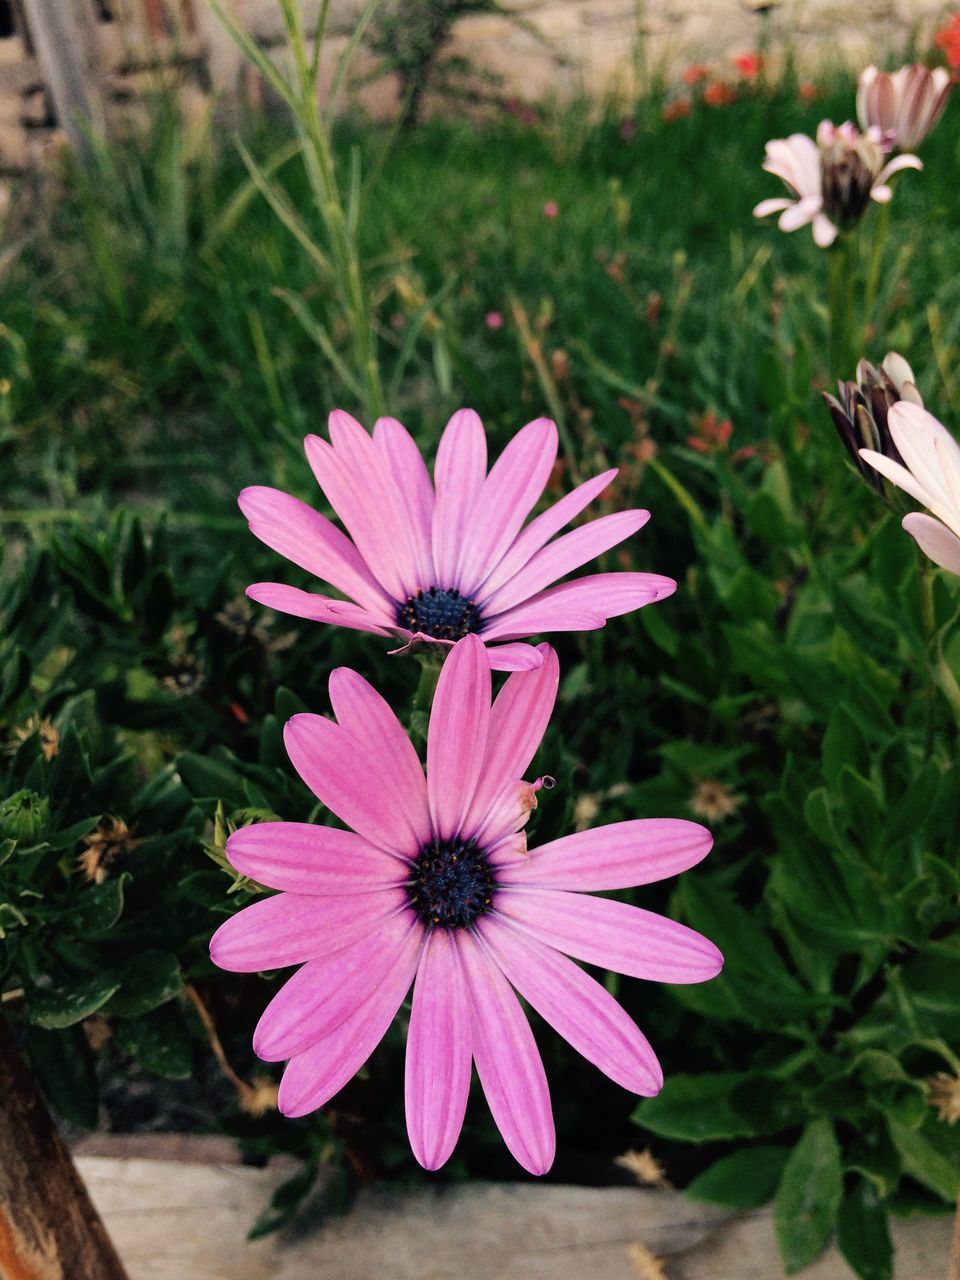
(397, 587, 482, 640)
(407, 838, 494, 929)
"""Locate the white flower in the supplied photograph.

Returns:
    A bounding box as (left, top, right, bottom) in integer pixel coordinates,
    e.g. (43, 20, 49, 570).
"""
(857, 64, 952, 152)
(753, 122, 922, 248)
(860, 402, 960, 576)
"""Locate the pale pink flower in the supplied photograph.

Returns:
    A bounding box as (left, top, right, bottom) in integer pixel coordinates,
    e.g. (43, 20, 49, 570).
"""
(753, 123, 921, 247)
(210, 636, 722, 1173)
(857, 64, 952, 152)
(542, 200, 559, 219)
(860, 402, 960, 576)
(485, 310, 504, 330)
(240, 410, 674, 672)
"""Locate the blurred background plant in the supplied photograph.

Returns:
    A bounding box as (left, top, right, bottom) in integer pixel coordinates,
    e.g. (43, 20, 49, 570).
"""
(1, 6, 960, 1276)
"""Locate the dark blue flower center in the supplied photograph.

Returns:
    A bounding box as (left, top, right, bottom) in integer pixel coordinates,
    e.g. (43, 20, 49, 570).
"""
(407, 837, 495, 929)
(396, 587, 483, 640)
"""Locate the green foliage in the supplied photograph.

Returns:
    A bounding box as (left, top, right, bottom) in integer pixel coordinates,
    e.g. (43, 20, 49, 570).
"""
(1, 68, 959, 1270)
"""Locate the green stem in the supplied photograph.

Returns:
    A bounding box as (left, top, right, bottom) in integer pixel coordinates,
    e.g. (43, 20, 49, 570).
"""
(828, 233, 859, 378)
(409, 652, 443, 745)
(863, 202, 889, 343)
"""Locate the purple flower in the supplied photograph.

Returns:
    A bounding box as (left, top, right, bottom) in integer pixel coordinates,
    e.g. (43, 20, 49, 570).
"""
(857, 64, 952, 152)
(240, 410, 674, 671)
(210, 636, 722, 1173)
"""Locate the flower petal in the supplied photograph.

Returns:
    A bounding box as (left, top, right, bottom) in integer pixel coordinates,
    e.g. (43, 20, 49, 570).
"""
(482, 573, 675, 641)
(478, 915, 662, 1095)
(304, 424, 408, 602)
(858, 448, 938, 511)
(283, 714, 418, 856)
(753, 197, 794, 218)
(902, 513, 960, 575)
(246, 583, 392, 636)
(432, 409, 487, 588)
(498, 819, 713, 891)
(496, 888, 724, 983)
(372, 416, 436, 589)
(457, 929, 555, 1175)
(475, 468, 619, 599)
(457, 418, 559, 595)
(225, 822, 407, 893)
(486, 643, 546, 671)
(210, 887, 407, 972)
(405, 930, 472, 1170)
(480, 510, 651, 615)
(277, 926, 422, 1116)
(328, 667, 432, 848)
(253, 911, 419, 1061)
(427, 634, 491, 839)
(462, 646, 559, 839)
(238, 487, 393, 616)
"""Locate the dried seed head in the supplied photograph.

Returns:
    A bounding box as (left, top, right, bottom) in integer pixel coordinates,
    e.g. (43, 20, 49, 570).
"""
(79, 816, 141, 884)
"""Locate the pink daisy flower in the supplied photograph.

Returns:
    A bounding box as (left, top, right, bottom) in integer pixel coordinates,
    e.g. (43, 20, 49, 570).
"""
(239, 409, 674, 672)
(210, 636, 723, 1174)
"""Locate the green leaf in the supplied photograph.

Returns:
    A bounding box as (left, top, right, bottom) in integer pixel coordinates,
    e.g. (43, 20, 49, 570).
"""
(177, 751, 248, 806)
(26, 972, 121, 1029)
(71, 875, 127, 936)
(25, 1025, 99, 1129)
(634, 1072, 787, 1142)
(836, 1180, 893, 1280)
(686, 1145, 789, 1208)
(774, 1118, 843, 1274)
(846, 1121, 901, 1197)
(102, 950, 182, 1017)
(888, 1117, 960, 1202)
(248, 1160, 319, 1239)
(115, 1006, 192, 1079)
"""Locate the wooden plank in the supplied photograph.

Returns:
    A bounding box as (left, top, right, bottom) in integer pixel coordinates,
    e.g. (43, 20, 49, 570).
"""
(75, 1153, 954, 1280)
(19, 0, 105, 159)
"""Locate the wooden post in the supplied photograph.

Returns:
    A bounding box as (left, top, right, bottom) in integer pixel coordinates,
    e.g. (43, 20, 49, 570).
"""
(19, 0, 106, 161)
(0, 1015, 129, 1280)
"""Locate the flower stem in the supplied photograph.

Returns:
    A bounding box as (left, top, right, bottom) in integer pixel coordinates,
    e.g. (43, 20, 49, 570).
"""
(863, 201, 889, 343)
(828, 233, 859, 378)
(409, 651, 443, 744)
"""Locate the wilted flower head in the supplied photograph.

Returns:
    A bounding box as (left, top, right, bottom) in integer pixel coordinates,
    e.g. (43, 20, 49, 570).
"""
(823, 351, 922, 491)
(860, 402, 960, 576)
(753, 123, 921, 247)
(79, 816, 141, 884)
(210, 637, 722, 1173)
(857, 64, 952, 151)
(240, 410, 674, 672)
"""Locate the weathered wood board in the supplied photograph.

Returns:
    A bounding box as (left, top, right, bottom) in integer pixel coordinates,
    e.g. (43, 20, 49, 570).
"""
(75, 1154, 953, 1280)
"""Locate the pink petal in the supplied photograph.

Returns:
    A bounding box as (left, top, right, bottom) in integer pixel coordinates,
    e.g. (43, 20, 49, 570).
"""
(432, 409, 487, 588)
(479, 510, 650, 615)
(753, 197, 794, 218)
(253, 911, 419, 1061)
(478, 915, 662, 1095)
(462, 646, 559, 838)
(304, 424, 408, 602)
(283, 714, 418, 856)
(225, 822, 407, 894)
(483, 572, 675, 641)
(902, 513, 960, 575)
(373, 416, 436, 589)
(457, 929, 555, 1175)
(496, 888, 724, 983)
(475, 467, 618, 599)
(328, 667, 432, 848)
(238, 486, 393, 617)
(486, 643, 546, 672)
(858, 449, 935, 510)
(245, 583, 392, 636)
(498, 819, 713, 891)
(457, 418, 558, 595)
(405, 930, 472, 1170)
(210, 887, 407, 973)
(277, 927, 422, 1116)
(427, 635, 491, 839)
(473, 778, 545, 851)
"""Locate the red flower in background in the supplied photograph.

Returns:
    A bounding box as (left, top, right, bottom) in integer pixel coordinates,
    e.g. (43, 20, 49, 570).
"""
(733, 52, 763, 79)
(661, 97, 692, 123)
(682, 64, 710, 85)
(704, 82, 738, 107)
(687, 411, 733, 454)
(935, 13, 960, 70)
